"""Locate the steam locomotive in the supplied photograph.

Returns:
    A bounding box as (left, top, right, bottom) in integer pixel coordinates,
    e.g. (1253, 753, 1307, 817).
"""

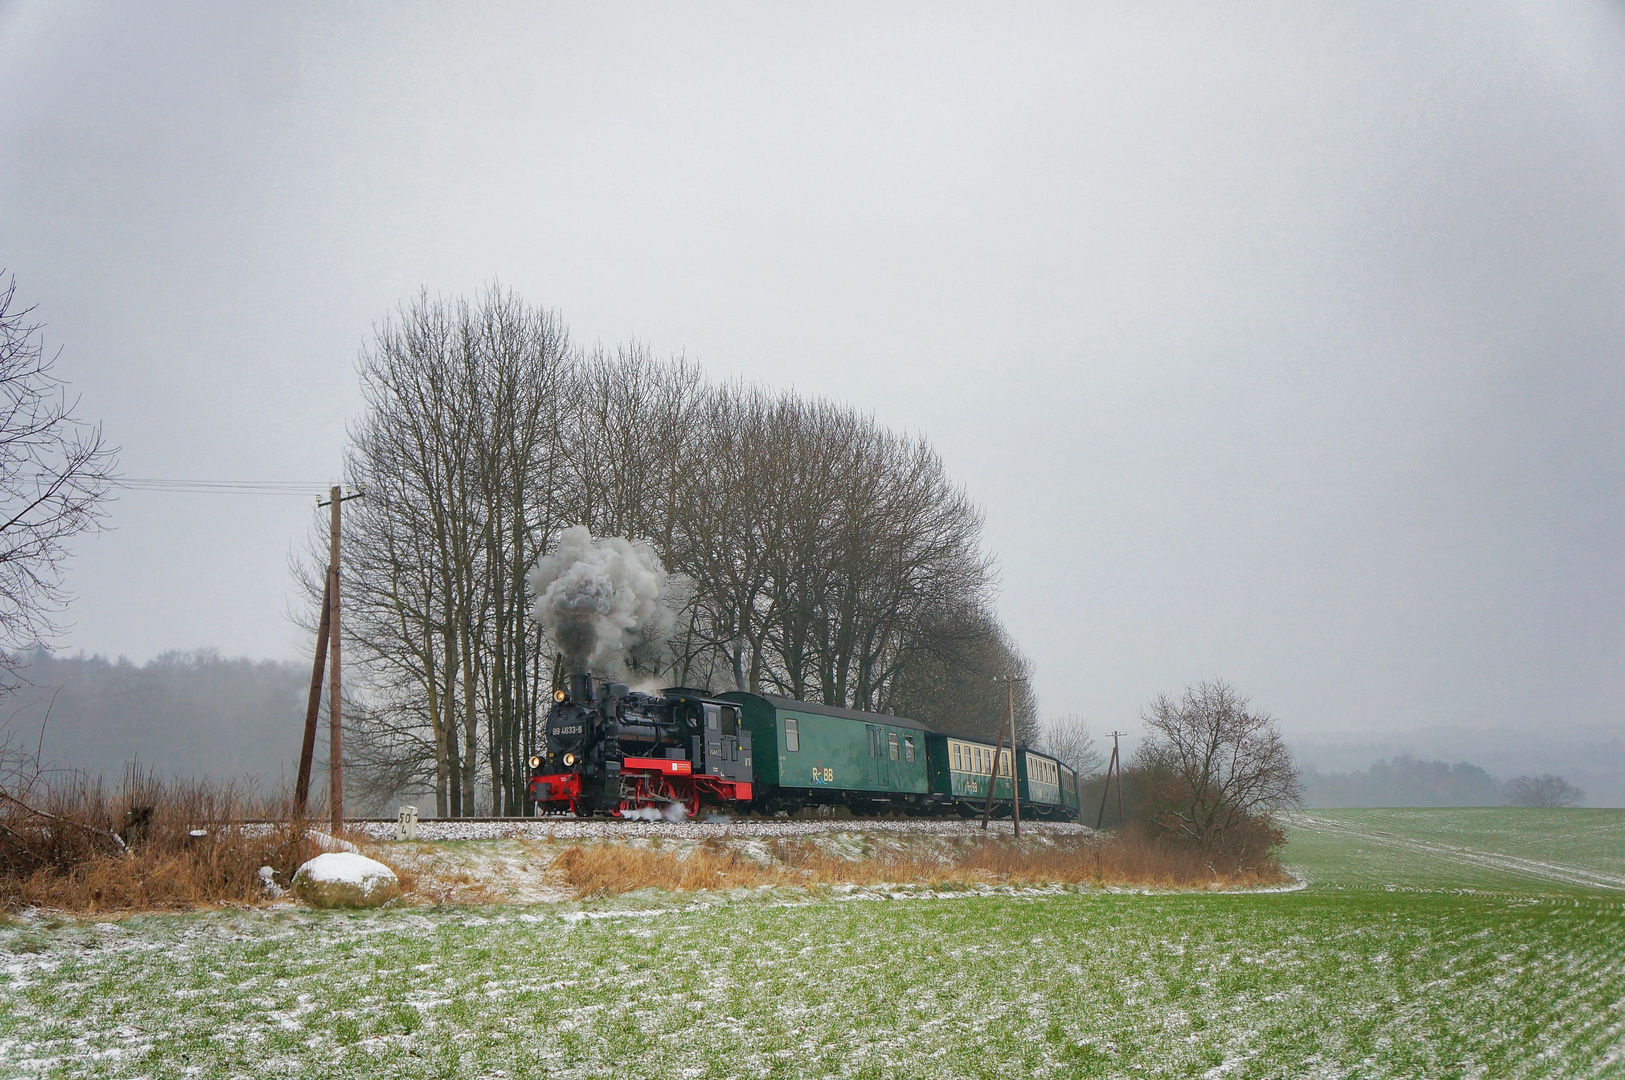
(528, 674, 1082, 820)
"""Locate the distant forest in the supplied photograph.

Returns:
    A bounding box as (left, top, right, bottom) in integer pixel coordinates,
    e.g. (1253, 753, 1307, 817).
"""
(2, 649, 306, 790)
(1303, 755, 1524, 808)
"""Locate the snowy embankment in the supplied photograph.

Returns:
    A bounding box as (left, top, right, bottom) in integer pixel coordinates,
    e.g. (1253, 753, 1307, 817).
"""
(349, 816, 1094, 842)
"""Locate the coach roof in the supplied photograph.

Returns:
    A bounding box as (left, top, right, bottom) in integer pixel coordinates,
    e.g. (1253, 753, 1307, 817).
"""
(755, 694, 932, 732)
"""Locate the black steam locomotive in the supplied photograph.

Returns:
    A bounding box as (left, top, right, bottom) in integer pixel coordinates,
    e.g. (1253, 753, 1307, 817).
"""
(528, 673, 754, 817)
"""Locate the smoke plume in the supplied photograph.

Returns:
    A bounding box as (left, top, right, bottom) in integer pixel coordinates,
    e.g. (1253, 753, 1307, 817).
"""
(527, 525, 669, 673)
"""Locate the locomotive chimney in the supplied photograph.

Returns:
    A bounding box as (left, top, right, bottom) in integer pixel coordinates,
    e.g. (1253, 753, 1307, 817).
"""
(569, 672, 596, 704)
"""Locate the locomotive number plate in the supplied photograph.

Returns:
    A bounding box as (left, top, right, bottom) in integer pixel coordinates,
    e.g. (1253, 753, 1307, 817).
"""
(551, 725, 583, 736)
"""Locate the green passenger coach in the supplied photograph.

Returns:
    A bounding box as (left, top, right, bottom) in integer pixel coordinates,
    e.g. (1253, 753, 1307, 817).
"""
(926, 733, 1014, 811)
(1058, 761, 1080, 817)
(921, 735, 1076, 819)
(1019, 749, 1070, 818)
(721, 692, 931, 814)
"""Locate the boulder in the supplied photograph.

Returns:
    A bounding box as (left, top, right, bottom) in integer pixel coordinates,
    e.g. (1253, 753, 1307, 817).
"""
(292, 852, 401, 909)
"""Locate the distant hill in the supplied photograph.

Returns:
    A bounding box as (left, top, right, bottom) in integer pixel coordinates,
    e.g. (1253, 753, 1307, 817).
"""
(1302, 755, 1510, 808)
(1294, 729, 1622, 809)
(2, 649, 308, 790)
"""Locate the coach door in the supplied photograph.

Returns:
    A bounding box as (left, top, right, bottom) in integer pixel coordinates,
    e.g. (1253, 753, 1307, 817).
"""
(865, 724, 882, 788)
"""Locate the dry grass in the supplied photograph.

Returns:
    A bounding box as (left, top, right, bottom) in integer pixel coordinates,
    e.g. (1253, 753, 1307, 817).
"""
(0, 761, 1281, 912)
(0, 768, 377, 913)
(553, 829, 1288, 898)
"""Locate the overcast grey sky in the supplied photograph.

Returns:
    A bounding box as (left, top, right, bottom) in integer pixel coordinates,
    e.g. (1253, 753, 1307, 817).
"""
(2, 1, 1622, 761)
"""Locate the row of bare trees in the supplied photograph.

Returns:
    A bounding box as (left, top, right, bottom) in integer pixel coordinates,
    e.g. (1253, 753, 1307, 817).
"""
(319, 288, 1037, 816)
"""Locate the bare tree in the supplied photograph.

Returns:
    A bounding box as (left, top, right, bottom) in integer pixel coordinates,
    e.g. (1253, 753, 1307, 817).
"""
(324, 287, 570, 816)
(1506, 774, 1584, 808)
(886, 602, 1040, 743)
(0, 275, 117, 652)
(1135, 679, 1301, 852)
(1039, 714, 1103, 778)
(326, 286, 1027, 815)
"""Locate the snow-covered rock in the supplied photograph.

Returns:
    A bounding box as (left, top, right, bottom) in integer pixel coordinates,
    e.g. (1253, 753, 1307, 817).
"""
(291, 852, 401, 908)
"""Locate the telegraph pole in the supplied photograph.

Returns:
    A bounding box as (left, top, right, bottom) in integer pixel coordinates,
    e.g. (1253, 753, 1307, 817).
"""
(1095, 730, 1126, 831)
(979, 710, 1007, 831)
(303, 483, 363, 832)
(326, 486, 343, 831)
(985, 673, 1028, 837)
(294, 573, 330, 815)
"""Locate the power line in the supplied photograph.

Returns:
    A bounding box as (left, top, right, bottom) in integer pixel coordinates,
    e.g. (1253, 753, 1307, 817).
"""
(112, 478, 335, 496)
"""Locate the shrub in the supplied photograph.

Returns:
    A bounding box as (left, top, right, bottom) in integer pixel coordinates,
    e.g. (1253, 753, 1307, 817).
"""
(0, 767, 327, 912)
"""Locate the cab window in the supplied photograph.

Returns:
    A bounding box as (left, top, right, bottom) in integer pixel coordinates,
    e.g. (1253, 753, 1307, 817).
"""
(719, 705, 738, 737)
(705, 705, 720, 731)
(785, 717, 800, 752)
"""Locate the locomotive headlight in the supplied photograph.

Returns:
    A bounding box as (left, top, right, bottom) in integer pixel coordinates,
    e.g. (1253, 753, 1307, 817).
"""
(528, 755, 542, 769)
(563, 753, 576, 767)
(554, 689, 567, 702)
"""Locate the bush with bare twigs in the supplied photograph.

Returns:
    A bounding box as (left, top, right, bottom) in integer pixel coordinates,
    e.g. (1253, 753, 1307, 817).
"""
(0, 764, 330, 912)
(1133, 679, 1301, 870)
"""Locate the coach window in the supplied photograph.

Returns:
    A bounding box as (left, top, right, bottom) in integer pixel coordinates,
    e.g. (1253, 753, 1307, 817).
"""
(887, 732, 899, 761)
(785, 717, 800, 752)
(903, 736, 916, 763)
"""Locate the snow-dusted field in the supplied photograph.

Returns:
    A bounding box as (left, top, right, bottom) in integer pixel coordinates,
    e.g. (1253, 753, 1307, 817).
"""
(1283, 807, 1625, 893)
(0, 809, 1621, 1078)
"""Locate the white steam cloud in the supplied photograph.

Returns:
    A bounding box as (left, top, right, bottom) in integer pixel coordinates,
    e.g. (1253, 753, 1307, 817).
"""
(618, 803, 690, 822)
(527, 525, 670, 674)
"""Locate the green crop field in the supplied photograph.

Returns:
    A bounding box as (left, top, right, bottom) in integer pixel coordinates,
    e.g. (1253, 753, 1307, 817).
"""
(2, 809, 1622, 1078)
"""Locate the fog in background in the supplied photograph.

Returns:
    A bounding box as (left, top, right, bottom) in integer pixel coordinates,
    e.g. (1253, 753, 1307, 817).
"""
(2, 3, 1622, 800)
(5, 650, 307, 792)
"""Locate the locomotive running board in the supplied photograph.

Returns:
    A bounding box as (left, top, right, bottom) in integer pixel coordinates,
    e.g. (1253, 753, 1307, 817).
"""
(621, 756, 693, 775)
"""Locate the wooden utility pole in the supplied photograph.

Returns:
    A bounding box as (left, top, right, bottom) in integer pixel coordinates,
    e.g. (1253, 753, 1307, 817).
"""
(294, 572, 331, 814)
(979, 717, 1006, 831)
(326, 486, 343, 831)
(299, 483, 363, 831)
(1095, 730, 1127, 831)
(983, 673, 1028, 836)
(1114, 729, 1126, 826)
(1006, 675, 1021, 837)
